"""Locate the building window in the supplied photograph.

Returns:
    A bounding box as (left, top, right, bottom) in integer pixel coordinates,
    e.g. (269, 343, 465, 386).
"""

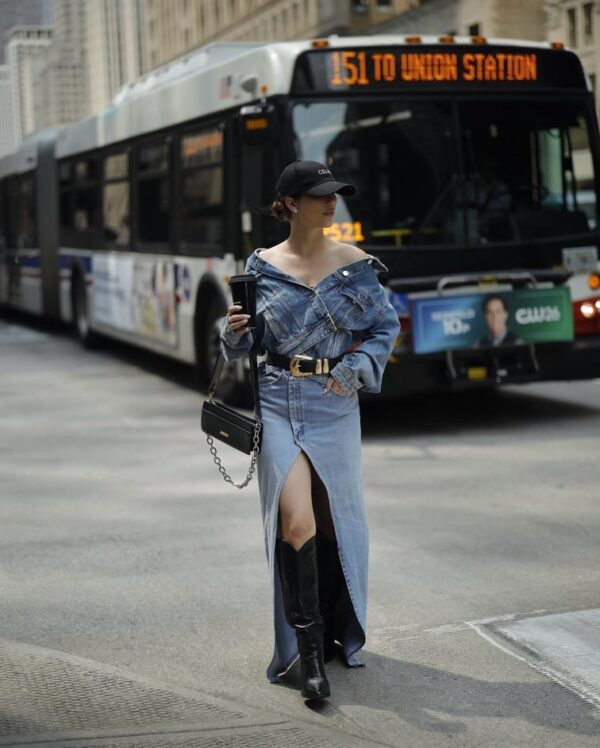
(353, 0, 369, 13)
(137, 138, 171, 245)
(468, 23, 481, 36)
(180, 125, 224, 249)
(583, 2, 593, 45)
(567, 7, 577, 48)
(377, 0, 392, 8)
(589, 72, 596, 92)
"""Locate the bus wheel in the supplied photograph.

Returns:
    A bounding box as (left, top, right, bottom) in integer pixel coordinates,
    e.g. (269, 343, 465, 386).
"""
(196, 294, 247, 406)
(71, 272, 97, 348)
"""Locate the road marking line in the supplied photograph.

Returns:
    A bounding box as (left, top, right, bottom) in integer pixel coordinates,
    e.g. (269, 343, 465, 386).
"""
(466, 618, 600, 711)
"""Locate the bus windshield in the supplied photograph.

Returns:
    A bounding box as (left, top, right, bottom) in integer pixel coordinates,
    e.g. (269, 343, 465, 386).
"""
(292, 98, 598, 247)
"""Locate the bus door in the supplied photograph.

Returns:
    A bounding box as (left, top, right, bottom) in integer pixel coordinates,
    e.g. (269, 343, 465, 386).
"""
(238, 101, 285, 256)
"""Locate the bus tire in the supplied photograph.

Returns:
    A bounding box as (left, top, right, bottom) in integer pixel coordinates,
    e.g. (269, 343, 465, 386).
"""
(195, 291, 248, 406)
(71, 270, 98, 348)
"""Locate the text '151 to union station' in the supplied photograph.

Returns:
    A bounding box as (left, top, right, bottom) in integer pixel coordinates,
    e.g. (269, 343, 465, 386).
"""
(328, 51, 538, 86)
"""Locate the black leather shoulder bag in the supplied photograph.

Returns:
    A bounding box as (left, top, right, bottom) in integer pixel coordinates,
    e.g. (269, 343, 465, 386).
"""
(201, 341, 262, 489)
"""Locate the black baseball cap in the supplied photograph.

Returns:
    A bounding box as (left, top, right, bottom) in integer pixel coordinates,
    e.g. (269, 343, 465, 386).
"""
(275, 160, 356, 198)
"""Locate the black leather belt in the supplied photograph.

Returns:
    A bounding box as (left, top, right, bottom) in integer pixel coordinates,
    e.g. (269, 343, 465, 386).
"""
(266, 351, 344, 377)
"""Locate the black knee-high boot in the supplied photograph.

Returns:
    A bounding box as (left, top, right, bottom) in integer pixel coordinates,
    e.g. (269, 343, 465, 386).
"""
(277, 535, 331, 700)
(316, 529, 344, 663)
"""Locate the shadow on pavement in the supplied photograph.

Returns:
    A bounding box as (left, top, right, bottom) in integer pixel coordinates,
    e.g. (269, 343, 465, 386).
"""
(360, 386, 600, 439)
(277, 652, 600, 740)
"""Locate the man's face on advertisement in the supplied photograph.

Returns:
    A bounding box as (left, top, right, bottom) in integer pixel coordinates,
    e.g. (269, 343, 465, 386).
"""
(485, 299, 508, 338)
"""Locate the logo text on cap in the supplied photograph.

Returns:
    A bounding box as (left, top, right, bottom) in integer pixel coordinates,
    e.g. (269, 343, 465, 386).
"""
(317, 169, 332, 175)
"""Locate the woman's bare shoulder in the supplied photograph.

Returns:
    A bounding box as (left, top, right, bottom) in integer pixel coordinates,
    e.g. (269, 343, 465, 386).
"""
(331, 242, 369, 263)
(257, 243, 286, 260)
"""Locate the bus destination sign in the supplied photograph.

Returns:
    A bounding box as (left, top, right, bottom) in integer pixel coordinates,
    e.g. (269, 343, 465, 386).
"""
(331, 50, 537, 85)
(292, 46, 586, 93)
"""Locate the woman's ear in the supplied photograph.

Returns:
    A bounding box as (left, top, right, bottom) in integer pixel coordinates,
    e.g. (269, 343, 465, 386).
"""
(285, 197, 298, 214)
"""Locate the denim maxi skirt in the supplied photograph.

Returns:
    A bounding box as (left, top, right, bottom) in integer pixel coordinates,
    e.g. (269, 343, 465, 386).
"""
(220, 248, 401, 682)
(257, 362, 366, 681)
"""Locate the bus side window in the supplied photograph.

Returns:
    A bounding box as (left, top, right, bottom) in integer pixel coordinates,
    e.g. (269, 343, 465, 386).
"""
(2, 175, 36, 249)
(180, 123, 224, 254)
(59, 157, 103, 249)
(102, 152, 130, 248)
(136, 137, 171, 247)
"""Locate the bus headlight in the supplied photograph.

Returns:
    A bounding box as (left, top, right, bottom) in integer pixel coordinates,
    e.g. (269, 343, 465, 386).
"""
(580, 302, 596, 318)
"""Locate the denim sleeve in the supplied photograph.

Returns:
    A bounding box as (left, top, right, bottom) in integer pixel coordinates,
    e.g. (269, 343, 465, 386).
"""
(330, 288, 400, 395)
(219, 317, 255, 362)
(219, 256, 256, 362)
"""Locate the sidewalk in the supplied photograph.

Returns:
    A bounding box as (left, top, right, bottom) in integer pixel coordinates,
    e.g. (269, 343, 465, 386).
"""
(0, 638, 373, 747)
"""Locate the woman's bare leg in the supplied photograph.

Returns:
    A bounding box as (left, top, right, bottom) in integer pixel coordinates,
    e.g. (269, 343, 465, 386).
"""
(279, 451, 316, 550)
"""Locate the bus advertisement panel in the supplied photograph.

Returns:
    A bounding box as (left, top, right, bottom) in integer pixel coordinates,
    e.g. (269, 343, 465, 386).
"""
(411, 288, 574, 354)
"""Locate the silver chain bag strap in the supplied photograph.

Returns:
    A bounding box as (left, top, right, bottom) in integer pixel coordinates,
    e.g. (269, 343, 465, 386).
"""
(201, 339, 262, 490)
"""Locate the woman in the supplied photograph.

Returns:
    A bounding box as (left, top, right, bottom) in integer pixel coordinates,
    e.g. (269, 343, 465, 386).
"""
(220, 160, 400, 701)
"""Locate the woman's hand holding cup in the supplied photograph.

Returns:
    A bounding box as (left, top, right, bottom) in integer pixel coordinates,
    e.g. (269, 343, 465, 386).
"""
(227, 303, 251, 335)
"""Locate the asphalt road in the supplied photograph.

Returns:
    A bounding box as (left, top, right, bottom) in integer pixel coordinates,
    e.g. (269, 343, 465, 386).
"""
(2, 316, 600, 747)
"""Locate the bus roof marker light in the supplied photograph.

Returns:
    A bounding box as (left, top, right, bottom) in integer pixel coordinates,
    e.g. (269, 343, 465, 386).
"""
(588, 272, 600, 290)
(312, 39, 330, 48)
(439, 35, 455, 43)
(551, 41, 565, 50)
(260, 84, 268, 95)
(405, 36, 422, 44)
(471, 36, 487, 44)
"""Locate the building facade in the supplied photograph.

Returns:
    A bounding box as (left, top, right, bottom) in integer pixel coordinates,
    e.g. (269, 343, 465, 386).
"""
(547, 0, 599, 111)
(84, 0, 143, 115)
(0, 64, 16, 155)
(140, 0, 318, 70)
(375, 0, 547, 39)
(34, 0, 87, 130)
(139, 0, 404, 72)
(6, 27, 52, 142)
(0, 0, 52, 63)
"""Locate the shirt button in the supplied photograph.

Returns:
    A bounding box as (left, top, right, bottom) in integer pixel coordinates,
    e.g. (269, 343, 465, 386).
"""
(367, 259, 372, 264)
(342, 270, 349, 276)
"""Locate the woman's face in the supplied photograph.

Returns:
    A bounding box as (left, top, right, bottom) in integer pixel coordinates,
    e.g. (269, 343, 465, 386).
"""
(287, 192, 337, 228)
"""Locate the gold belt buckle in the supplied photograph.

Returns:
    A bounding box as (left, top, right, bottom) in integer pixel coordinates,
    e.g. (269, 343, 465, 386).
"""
(289, 354, 313, 377)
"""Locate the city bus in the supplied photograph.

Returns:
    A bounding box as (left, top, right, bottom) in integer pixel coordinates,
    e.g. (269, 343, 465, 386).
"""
(1, 35, 599, 402)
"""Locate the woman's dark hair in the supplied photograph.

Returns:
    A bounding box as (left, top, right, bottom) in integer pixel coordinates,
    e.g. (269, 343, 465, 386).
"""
(482, 294, 508, 312)
(270, 194, 298, 223)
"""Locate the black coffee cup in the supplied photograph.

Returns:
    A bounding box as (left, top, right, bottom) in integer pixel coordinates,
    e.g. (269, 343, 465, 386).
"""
(229, 273, 257, 331)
